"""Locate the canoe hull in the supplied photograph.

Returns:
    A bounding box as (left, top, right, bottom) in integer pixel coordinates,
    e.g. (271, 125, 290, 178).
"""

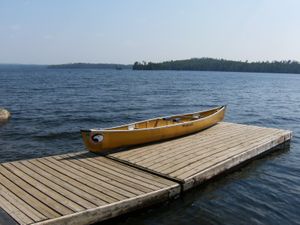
(81, 106, 226, 153)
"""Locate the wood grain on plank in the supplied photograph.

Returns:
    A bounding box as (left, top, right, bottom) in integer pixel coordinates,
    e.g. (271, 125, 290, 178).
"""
(26, 159, 109, 205)
(11, 161, 96, 209)
(155, 128, 278, 174)
(0, 192, 34, 225)
(62, 154, 163, 191)
(0, 166, 61, 218)
(38, 157, 127, 201)
(50, 156, 145, 197)
(3, 163, 84, 213)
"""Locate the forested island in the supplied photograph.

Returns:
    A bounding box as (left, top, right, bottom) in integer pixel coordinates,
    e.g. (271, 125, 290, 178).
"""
(48, 63, 132, 69)
(133, 58, 300, 74)
(46, 58, 300, 74)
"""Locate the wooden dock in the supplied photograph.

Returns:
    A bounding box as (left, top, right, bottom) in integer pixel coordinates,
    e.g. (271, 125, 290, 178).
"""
(0, 122, 292, 225)
(109, 122, 292, 190)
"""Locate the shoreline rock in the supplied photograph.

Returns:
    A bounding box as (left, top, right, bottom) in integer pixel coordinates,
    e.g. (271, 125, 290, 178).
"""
(0, 108, 11, 123)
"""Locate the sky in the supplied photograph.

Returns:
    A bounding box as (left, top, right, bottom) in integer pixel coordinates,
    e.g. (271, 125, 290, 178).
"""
(0, 0, 300, 64)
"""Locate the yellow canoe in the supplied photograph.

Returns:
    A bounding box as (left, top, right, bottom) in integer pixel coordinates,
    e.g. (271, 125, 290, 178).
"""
(81, 105, 226, 153)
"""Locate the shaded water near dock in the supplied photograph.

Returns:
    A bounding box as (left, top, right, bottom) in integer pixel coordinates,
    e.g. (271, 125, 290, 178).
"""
(0, 68, 299, 225)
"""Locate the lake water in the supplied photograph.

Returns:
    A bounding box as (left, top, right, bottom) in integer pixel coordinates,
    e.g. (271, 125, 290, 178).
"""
(0, 68, 299, 225)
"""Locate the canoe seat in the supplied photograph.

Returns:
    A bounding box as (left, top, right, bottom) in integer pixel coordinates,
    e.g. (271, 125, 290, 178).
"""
(192, 114, 200, 119)
(162, 117, 181, 123)
(172, 118, 181, 122)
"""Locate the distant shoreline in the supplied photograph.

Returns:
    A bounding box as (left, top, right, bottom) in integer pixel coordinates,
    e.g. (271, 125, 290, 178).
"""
(133, 58, 300, 74)
(47, 63, 132, 70)
(2, 57, 300, 74)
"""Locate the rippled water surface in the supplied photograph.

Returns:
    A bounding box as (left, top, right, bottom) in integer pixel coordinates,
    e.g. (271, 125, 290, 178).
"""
(0, 68, 299, 225)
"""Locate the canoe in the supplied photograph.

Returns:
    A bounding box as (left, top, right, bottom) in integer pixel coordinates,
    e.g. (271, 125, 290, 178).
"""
(81, 105, 226, 153)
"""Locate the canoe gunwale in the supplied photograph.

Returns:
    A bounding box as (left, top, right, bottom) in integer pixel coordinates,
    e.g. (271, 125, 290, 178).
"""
(81, 106, 226, 133)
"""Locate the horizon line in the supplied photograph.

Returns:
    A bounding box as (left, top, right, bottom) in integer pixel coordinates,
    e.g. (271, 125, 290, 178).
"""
(1, 57, 300, 66)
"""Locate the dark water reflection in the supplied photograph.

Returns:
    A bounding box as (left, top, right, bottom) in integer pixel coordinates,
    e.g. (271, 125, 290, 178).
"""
(0, 68, 299, 225)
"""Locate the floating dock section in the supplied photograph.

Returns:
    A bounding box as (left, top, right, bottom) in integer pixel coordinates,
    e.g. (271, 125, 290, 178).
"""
(0, 122, 292, 225)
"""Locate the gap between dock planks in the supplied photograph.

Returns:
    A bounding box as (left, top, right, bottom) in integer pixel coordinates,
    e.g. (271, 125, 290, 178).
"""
(0, 122, 292, 225)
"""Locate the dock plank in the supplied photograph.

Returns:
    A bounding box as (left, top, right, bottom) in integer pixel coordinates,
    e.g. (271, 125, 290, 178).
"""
(174, 131, 286, 178)
(49, 156, 144, 198)
(39, 157, 134, 200)
(9, 162, 96, 209)
(156, 128, 280, 174)
(0, 191, 34, 225)
(137, 126, 262, 167)
(55, 154, 156, 193)
(3, 163, 85, 213)
(182, 131, 291, 190)
(26, 160, 108, 206)
(62, 154, 162, 191)
(0, 182, 45, 222)
(0, 167, 61, 219)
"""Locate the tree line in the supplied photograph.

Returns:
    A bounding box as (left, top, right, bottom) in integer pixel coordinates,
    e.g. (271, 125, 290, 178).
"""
(133, 58, 300, 74)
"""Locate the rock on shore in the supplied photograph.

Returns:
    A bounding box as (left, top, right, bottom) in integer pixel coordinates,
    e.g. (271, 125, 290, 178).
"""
(0, 108, 11, 123)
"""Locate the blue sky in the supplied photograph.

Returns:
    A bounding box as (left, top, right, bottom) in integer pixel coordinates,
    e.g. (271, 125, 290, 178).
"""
(1, 0, 300, 64)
